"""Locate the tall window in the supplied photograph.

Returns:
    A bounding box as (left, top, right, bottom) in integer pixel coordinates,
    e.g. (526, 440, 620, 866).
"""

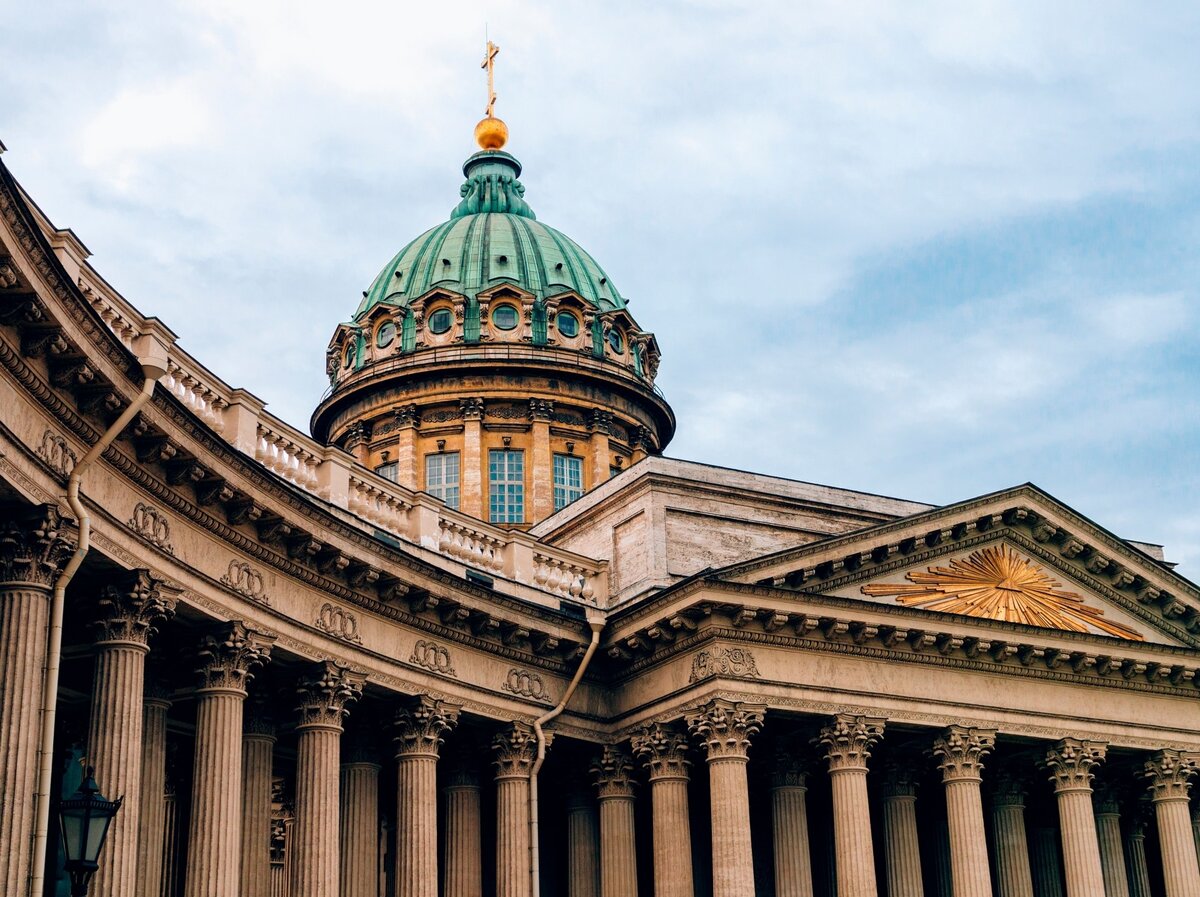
(375, 461, 398, 482)
(553, 454, 584, 511)
(488, 449, 524, 524)
(425, 452, 460, 510)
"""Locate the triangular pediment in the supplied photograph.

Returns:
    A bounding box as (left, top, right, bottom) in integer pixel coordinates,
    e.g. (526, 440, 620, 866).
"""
(722, 484, 1200, 649)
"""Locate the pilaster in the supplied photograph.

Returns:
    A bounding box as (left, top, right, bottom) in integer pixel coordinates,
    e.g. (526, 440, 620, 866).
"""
(529, 399, 554, 520)
(460, 397, 484, 519)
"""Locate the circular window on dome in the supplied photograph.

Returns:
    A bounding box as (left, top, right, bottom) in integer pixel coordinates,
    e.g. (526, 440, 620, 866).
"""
(607, 328, 624, 354)
(556, 311, 579, 338)
(492, 304, 519, 331)
(428, 308, 453, 335)
(375, 321, 396, 348)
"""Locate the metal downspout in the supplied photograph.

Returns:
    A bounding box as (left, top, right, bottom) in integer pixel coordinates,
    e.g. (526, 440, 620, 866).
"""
(530, 607, 605, 897)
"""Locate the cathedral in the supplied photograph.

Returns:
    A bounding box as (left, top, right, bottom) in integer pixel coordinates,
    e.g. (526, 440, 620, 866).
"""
(1, 54, 1199, 897)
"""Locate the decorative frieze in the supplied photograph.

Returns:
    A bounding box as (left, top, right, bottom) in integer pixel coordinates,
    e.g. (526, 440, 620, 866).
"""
(195, 621, 275, 694)
(0, 503, 76, 587)
(817, 713, 886, 772)
(392, 694, 461, 758)
(220, 560, 269, 604)
(127, 503, 175, 555)
(502, 667, 550, 702)
(36, 429, 76, 478)
(686, 698, 765, 760)
(409, 639, 456, 677)
(492, 721, 538, 779)
(295, 660, 365, 730)
(1044, 738, 1106, 793)
(591, 744, 637, 798)
(932, 725, 996, 783)
(1142, 749, 1200, 800)
(687, 645, 760, 683)
(315, 602, 362, 645)
(631, 723, 690, 781)
(92, 569, 178, 647)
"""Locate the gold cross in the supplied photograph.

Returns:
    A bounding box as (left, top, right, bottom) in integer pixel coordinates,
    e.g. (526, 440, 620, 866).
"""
(481, 40, 499, 118)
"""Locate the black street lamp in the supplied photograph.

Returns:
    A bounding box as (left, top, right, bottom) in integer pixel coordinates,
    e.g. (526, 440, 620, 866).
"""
(57, 766, 122, 897)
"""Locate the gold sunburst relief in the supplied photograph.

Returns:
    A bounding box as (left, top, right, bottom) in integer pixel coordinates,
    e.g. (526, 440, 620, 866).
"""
(860, 544, 1143, 641)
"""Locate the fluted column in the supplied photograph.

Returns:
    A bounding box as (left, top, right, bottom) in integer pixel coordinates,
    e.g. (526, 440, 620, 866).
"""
(1030, 825, 1065, 897)
(932, 725, 996, 897)
(771, 746, 815, 897)
(1124, 807, 1153, 897)
(1192, 802, 1200, 870)
(881, 761, 922, 897)
(565, 782, 600, 897)
(817, 713, 885, 897)
(162, 777, 181, 897)
(0, 505, 74, 896)
(443, 745, 483, 897)
(291, 661, 364, 897)
(591, 744, 640, 897)
(1143, 750, 1200, 897)
(1043, 738, 1107, 897)
(990, 771, 1034, 897)
(493, 721, 539, 897)
(632, 723, 694, 897)
(687, 699, 766, 897)
(137, 675, 173, 897)
(1092, 783, 1130, 897)
(340, 726, 382, 897)
(240, 704, 277, 897)
(184, 622, 275, 897)
(88, 570, 178, 897)
(394, 695, 460, 897)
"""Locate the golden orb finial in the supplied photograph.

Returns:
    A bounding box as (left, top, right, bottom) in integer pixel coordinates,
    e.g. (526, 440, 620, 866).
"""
(476, 39, 507, 151)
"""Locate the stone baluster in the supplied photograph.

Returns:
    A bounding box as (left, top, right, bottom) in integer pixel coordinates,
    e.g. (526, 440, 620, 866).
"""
(687, 699, 766, 897)
(1143, 750, 1200, 897)
(240, 702, 277, 897)
(769, 739, 814, 897)
(632, 723, 694, 897)
(443, 744, 483, 897)
(1124, 802, 1154, 897)
(184, 622, 275, 897)
(932, 725, 996, 897)
(990, 770, 1035, 897)
(816, 713, 885, 897)
(1092, 782, 1131, 897)
(1043, 738, 1107, 897)
(137, 673, 173, 897)
(394, 695, 460, 897)
(591, 744, 640, 897)
(493, 721, 539, 897)
(291, 661, 365, 897)
(880, 760, 922, 897)
(0, 505, 75, 896)
(87, 571, 178, 897)
(340, 724, 382, 897)
(566, 780, 600, 897)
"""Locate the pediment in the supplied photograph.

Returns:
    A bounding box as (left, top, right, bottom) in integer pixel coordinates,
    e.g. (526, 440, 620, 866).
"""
(725, 484, 1200, 649)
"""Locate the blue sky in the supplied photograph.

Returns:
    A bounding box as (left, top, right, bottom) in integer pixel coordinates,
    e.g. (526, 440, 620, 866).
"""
(2, 1, 1197, 573)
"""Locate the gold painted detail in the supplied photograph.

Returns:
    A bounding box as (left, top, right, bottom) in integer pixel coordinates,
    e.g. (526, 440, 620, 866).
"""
(475, 39, 508, 150)
(861, 545, 1142, 641)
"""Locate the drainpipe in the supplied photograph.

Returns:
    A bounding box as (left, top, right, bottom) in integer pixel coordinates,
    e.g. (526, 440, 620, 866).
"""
(530, 607, 605, 897)
(29, 329, 170, 897)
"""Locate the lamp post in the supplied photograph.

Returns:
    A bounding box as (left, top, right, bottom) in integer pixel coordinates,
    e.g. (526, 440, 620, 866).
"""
(57, 766, 122, 897)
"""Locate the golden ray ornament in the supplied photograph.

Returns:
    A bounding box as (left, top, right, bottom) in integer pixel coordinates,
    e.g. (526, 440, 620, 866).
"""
(861, 544, 1143, 641)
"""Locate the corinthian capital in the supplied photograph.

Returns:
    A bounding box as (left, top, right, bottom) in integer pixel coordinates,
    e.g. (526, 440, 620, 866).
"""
(393, 694, 461, 759)
(92, 569, 179, 648)
(631, 723, 691, 781)
(1142, 749, 1200, 801)
(492, 721, 539, 780)
(295, 660, 365, 731)
(932, 726, 996, 783)
(194, 621, 275, 694)
(1043, 738, 1106, 793)
(686, 699, 765, 762)
(591, 744, 637, 799)
(0, 503, 76, 588)
(816, 714, 886, 773)
(770, 735, 812, 790)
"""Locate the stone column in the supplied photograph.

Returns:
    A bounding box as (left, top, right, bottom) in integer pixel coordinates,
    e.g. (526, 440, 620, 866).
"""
(87, 570, 178, 897)
(1143, 750, 1200, 897)
(340, 726, 382, 897)
(632, 723, 694, 897)
(1093, 783, 1131, 897)
(565, 781, 600, 897)
(880, 761, 922, 897)
(394, 694, 461, 897)
(443, 744, 483, 897)
(1193, 802, 1200, 870)
(769, 741, 815, 897)
(1124, 806, 1153, 897)
(460, 397, 484, 519)
(529, 399, 554, 520)
(587, 410, 612, 487)
(932, 725, 996, 897)
(162, 777, 181, 897)
(240, 703, 277, 897)
(290, 661, 364, 897)
(990, 771, 1035, 897)
(1043, 738, 1107, 897)
(816, 713, 885, 897)
(591, 744, 640, 897)
(137, 675, 173, 897)
(184, 622, 275, 897)
(493, 721, 539, 897)
(687, 699, 766, 897)
(1030, 825, 1065, 897)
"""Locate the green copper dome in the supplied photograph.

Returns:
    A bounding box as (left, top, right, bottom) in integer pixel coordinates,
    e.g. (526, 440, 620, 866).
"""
(356, 151, 626, 320)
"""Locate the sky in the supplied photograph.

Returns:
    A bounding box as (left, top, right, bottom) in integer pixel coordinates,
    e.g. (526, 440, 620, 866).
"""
(2, 1, 1198, 575)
